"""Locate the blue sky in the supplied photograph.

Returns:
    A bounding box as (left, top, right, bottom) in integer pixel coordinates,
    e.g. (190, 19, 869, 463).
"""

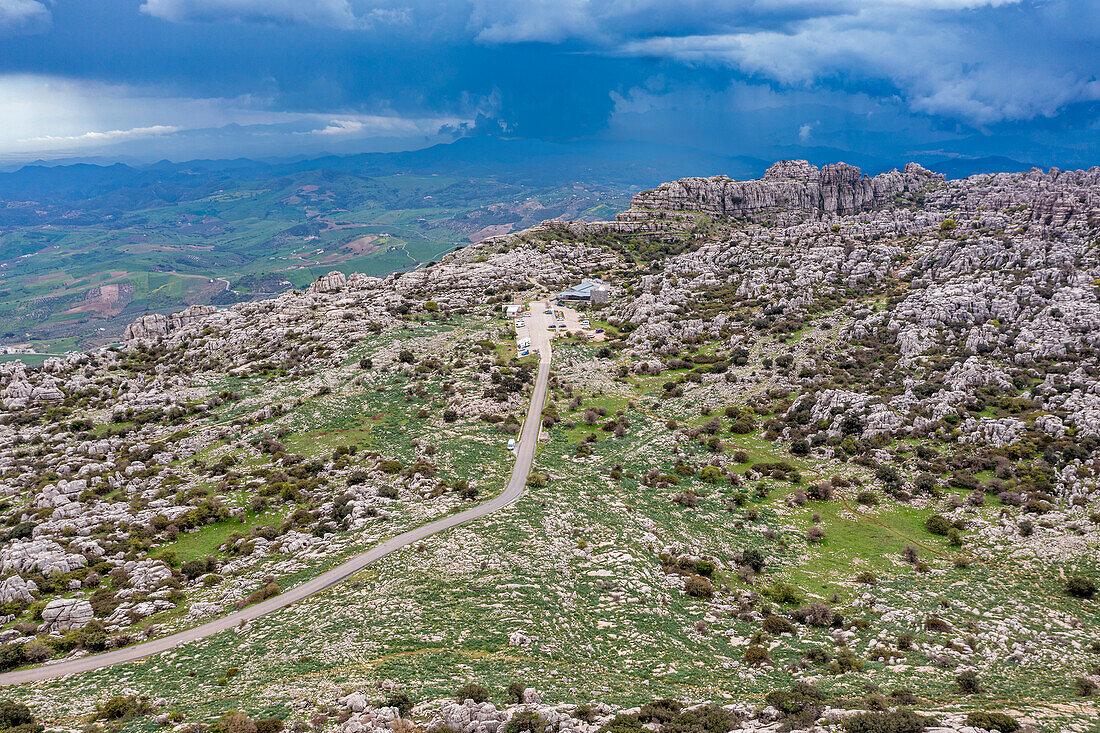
(1, 0, 1099, 167)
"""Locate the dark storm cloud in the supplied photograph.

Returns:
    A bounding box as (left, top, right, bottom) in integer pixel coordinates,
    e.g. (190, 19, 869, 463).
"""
(1, 0, 1097, 164)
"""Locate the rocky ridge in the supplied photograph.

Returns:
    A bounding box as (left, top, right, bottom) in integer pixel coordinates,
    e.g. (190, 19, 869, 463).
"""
(623, 160, 943, 223)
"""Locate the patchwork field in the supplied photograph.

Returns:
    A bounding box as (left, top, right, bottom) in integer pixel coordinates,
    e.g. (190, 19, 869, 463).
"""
(0, 170, 629, 352)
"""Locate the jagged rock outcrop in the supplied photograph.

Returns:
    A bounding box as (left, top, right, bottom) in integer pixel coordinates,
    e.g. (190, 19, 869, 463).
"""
(0, 539, 87, 575)
(624, 160, 942, 221)
(124, 313, 169, 341)
(0, 575, 37, 604)
(124, 305, 217, 342)
(309, 271, 348, 293)
(169, 304, 217, 330)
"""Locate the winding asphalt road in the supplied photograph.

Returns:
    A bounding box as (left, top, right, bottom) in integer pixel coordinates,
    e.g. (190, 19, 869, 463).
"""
(0, 307, 553, 686)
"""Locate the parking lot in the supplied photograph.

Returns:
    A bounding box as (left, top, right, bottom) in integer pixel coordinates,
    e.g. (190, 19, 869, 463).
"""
(549, 302, 606, 342)
(512, 300, 604, 354)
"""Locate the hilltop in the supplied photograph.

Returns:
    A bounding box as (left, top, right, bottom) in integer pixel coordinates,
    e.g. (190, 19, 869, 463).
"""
(0, 161, 1097, 732)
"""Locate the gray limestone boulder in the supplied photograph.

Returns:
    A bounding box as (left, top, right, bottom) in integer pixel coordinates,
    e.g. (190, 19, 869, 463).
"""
(41, 598, 94, 632)
(124, 313, 169, 341)
(309, 271, 348, 293)
(0, 576, 37, 604)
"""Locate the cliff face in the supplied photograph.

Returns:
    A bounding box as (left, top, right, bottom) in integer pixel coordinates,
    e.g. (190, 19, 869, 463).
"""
(623, 160, 944, 221)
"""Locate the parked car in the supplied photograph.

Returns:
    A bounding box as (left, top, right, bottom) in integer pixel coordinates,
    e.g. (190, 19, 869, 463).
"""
(507, 438, 516, 451)
(516, 319, 525, 327)
(595, 328, 604, 333)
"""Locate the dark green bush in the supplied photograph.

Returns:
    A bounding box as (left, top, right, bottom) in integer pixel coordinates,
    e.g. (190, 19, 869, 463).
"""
(99, 696, 150, 721)
(924, 514, 951, 536)
(5, 724, 43, 733)
(743, 646, 771, 665)
(0, 700, 36, 730)
(455, 683, 490, 703)
(1075, 676, 1098, 697)
(964, 712, 1019, 732)
(638, 699, 681, 723)
(843, 710, 931, 733)
(255, 719, 285, 733)
(829, 649, 864, 674)
(598, 714, 644, 733)
(1066, 574, 1097, 599)
(762, 616, 795, 635)
(0, 645, 25, 673)
(765, 682, 827, 723)
(506, 709, 549, 733)
(663, 705, 739, 733)
(684, 575, 713, 599)
(741, 548, 766, 573)
(385, 691, 413, 716)
(955, 670, 982, 694)
(506, 682, 526, 704)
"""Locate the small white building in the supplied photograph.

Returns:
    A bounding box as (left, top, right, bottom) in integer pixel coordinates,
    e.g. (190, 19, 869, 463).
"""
(504, 304, 522, 318)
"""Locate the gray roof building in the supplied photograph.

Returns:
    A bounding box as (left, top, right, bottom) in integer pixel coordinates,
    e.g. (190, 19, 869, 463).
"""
(557, 279, 609, 303)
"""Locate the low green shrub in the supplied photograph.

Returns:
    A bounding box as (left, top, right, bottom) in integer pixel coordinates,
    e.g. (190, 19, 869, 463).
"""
(506, 709, 549, 733)
(0, 700, 37, 731)
(638, 699, 681, 723)
(964, 712, 1018, 731)
(663, 705, 739, 733)
(598, 714, 644, 733)
(684, 575, 713, 599)
(1066, 574, 1097, 599)
(955, 670, 983, 694)
(386, 691, 413, 716)
(762, 616, 795, 635)
(768, 582, 803, 605)
(99, 696, 151, 721)
(924, 514, 951, 536)
(843, 710, 932, 733)
(829, 649, 864, 674)
(455, 683, 490, 703)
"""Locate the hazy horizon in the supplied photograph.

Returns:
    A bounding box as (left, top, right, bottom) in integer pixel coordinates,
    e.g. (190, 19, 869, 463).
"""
(2, 1, 1099, 170)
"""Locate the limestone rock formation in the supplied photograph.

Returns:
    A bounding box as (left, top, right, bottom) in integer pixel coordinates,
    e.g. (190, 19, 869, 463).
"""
(40, 598, 94, 632)
(309, 271, 348, 293)
(124, 313, 169, 341)
(0, 540, 87, 575)
(623, 160, 942, 222)
(0, 575, 37, 605)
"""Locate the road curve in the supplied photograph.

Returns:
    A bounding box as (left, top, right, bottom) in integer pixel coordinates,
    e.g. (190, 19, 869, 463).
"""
(0, 332, 553, 686)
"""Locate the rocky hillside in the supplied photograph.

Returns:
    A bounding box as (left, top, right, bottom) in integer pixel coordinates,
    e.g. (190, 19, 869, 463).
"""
(1, 161, 1099, 732)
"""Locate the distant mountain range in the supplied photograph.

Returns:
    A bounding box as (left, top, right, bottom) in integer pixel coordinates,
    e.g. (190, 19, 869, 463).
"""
(0, 137, 1044, 207)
